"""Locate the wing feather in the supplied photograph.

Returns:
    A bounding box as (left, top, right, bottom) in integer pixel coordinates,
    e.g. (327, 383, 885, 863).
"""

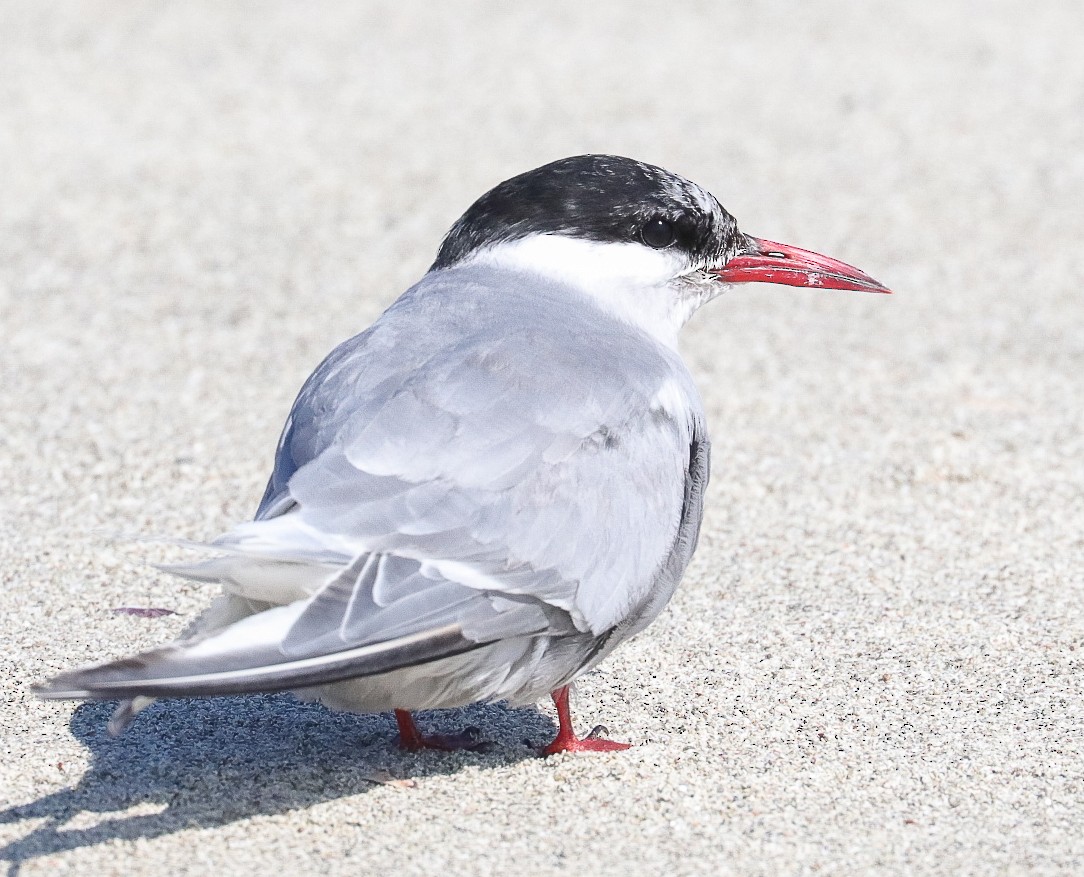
(39, 265, 709, 703)
(249, 265, 704, 636)
(36, 553, 553, 701)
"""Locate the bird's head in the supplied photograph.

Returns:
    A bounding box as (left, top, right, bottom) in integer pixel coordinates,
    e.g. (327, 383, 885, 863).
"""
(433, 155, 890, 346)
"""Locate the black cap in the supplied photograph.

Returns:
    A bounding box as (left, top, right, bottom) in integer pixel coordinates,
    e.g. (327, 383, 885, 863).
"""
(432, 155, 740, 271)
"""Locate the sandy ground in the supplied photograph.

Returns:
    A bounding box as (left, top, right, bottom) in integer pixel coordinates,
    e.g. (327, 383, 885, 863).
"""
(2, 2, 1082, 874)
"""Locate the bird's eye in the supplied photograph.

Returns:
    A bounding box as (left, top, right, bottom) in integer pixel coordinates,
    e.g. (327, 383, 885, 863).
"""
(640, 218, 675, 249)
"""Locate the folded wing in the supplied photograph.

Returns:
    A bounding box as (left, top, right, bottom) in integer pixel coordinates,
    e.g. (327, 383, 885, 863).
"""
(36, 265, 705, 702)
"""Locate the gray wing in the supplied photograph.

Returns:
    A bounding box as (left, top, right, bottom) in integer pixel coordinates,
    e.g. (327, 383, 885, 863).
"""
(253, 264, 704, 632)
(37, 265, 707, 701)
(36, 553, 558, 700)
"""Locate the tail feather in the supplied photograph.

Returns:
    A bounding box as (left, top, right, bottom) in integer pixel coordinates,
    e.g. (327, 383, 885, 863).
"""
(33, 621, 481, 702)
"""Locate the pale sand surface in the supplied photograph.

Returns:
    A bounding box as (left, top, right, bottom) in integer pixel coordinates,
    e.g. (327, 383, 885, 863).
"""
(2, 2, 1082, 874)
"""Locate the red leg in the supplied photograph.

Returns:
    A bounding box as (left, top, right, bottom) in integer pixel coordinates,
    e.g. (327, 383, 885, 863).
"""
(540, 686, 632, 755)
(394, 709, 490, 752)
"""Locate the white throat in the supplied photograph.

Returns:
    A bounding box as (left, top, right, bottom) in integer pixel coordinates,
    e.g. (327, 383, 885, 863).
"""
(467, 234, 716, 348)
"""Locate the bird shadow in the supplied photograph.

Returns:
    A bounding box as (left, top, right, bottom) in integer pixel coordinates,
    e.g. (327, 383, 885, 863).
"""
(0, 695, 554, 872)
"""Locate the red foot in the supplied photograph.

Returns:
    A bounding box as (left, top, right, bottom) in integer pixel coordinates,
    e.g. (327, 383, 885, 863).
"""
(394, 709, 492, 752)
(540, 686, 632, 756)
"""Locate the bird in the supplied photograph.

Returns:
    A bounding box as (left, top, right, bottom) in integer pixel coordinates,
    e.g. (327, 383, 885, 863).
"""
(34, 155, 890, 755)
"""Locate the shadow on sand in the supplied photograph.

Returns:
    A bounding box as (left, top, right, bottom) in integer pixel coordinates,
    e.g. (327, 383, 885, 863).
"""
(0, 695, 553, 872)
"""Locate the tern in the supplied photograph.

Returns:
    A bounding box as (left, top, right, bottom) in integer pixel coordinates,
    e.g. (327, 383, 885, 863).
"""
(35, 155, 890, 755)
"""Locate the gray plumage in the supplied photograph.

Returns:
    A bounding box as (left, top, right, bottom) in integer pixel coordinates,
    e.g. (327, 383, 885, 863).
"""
(39, 261, 709, 716)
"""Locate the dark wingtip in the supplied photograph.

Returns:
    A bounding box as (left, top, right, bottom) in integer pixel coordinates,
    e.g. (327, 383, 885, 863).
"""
(31, 654, 154, 701)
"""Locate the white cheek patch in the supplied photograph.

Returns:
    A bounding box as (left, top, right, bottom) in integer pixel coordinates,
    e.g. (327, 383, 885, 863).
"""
(475, 233, 687, 289)
(470, 234, 698, 347)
